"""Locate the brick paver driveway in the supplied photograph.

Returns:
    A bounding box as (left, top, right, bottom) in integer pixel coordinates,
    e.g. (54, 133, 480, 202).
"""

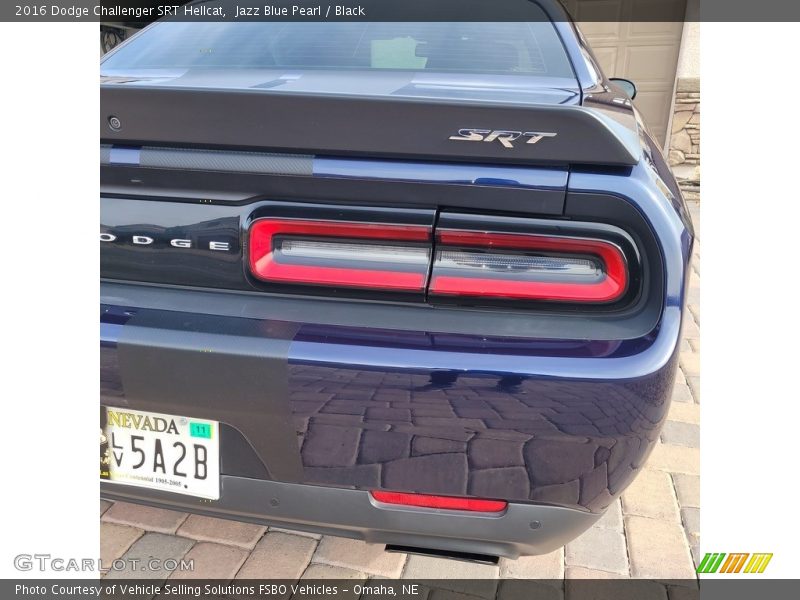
(101, 202, 700, 586)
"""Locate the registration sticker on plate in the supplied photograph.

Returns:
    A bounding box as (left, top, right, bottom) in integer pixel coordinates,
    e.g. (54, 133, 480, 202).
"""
(100, 406, 220, 500)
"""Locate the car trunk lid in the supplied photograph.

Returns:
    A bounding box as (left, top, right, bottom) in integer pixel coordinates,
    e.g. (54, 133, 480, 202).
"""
(100, 71, 639, 167)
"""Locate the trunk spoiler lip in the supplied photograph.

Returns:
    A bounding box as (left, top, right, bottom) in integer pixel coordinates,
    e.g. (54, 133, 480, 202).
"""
(101, 84, 642, 167)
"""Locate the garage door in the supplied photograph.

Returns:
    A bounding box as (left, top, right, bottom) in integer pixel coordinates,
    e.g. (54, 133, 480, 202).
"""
(562, 0, 686, 147)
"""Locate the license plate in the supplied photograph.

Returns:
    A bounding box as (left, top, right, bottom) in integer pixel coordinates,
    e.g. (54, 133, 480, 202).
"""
(100, 406, 220, 500)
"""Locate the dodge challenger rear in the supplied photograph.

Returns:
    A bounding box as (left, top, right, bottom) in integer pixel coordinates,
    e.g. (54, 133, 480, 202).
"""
(99, 1, 694, 561)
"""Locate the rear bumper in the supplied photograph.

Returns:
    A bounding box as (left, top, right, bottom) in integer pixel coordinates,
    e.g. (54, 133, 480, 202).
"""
(99, 94, 693, 556)
(101, 476, 599, 559)
(101, 270, 682, 555)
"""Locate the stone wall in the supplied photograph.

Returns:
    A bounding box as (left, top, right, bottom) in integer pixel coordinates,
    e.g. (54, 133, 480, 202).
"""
(668, 78, 700, 167)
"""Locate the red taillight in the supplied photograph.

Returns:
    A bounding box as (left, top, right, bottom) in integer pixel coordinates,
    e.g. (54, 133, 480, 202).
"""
(248, 218, 431, 291)
(248, 212, 634, 304)
(429, 229, 628, 303)
(371, 490, 507, 512)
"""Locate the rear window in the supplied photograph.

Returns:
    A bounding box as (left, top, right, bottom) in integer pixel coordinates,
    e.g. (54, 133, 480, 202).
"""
(102, 21, 574, 78)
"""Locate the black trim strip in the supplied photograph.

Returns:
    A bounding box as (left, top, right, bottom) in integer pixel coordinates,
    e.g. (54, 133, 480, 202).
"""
(100, 170, 567, 213)
(117, 310, 302, 481)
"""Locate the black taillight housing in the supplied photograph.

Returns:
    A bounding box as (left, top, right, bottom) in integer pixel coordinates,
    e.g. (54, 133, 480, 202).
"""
(428, 212, 639, 307)
(249, 218, 432, 291)
(247, 206, 641, 309)
(246, 204, 435, 300)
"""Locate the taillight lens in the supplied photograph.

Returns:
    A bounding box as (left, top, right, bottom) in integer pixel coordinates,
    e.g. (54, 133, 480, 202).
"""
(247, 210, 637, 305)
(430, 229, 628, 303)
(248, 218, 431, 291)
(371, 490, 507, 512)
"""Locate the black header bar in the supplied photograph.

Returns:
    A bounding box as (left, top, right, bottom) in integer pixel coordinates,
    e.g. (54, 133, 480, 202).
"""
(4, 0, 800, 23)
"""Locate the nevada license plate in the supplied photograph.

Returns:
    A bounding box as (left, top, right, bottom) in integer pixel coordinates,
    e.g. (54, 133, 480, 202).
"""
(100, 406, 220, 500)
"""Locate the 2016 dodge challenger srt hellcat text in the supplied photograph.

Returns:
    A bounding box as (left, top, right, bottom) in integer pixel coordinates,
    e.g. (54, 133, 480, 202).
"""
(100, 0, 694, 561)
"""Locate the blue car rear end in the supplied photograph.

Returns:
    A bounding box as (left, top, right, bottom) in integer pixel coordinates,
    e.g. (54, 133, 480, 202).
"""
(100, 2, 693, 560)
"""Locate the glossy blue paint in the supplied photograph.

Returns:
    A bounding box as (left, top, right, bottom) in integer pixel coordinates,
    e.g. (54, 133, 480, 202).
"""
(99, 154, 692, 514)
(279, 159, 691, 512)
(286, 353, 676, 510)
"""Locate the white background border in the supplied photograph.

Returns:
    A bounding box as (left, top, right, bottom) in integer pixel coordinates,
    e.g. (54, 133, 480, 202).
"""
(0, 23, 98, 578)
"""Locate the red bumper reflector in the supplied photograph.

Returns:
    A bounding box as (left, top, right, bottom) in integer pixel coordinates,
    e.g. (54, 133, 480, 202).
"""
(430, 229, 628, 303)
(248, 218, 431, 291)
(371, 491, 508, 512)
